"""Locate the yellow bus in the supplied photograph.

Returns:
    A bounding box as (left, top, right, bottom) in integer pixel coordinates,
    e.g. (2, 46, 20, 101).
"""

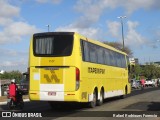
(29, 32, 131, 108)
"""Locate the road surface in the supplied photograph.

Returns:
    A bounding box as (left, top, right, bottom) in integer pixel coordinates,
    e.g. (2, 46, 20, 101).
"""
(1, 87, 160, 120)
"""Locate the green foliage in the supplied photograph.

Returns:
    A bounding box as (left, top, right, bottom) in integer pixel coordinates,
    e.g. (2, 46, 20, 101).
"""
(142, 65, 160, 79)
(0, 71, 22, 84)
(131, 64, 160, 79)
(130, 65, 143, 79)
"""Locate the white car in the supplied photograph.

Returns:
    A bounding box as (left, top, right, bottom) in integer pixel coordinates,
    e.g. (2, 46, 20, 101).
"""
(145, 79, 155, 87)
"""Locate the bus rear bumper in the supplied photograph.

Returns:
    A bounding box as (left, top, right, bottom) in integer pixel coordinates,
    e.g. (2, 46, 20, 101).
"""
(29, 91, 81, 102)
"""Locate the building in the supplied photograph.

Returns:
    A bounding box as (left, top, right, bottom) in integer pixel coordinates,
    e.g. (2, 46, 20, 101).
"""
(129, 58, 139, 65)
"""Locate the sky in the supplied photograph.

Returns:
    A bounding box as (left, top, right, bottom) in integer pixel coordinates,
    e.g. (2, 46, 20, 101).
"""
(0, 0, 160, 72)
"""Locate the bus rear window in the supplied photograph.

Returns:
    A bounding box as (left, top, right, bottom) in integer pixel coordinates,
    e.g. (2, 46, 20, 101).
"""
(33, 35, 73, 57)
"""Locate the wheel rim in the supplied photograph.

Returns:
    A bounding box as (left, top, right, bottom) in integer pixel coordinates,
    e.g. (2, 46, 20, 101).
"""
(100, 91, 103, 103)
(93, 91, 96, 106)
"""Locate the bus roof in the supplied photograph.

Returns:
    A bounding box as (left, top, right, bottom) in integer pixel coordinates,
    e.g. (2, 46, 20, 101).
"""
(33, 32, 127, 56)
(33, 32, 75, 37)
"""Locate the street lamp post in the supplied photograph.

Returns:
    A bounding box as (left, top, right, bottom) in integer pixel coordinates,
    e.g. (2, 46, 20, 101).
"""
(117, 16, 126, 51)
(46, 25, 50, 32)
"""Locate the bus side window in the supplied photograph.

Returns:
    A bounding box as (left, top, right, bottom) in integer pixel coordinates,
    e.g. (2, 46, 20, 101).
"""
(104, 49, 110, 65)
(89, 43, 98, 63)
(97, 46, 104, 64)
(121, 55, 127, 68)
(81, 40, 90, 62)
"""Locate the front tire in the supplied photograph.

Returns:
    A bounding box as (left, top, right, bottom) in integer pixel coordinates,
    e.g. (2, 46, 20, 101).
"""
(120, 87, 127, 99)
(19, 101, 24, 109)
(7, 99, 14, 110)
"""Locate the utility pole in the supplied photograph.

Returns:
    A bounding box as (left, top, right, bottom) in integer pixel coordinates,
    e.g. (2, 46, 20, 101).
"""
(117, 16, 126, 51)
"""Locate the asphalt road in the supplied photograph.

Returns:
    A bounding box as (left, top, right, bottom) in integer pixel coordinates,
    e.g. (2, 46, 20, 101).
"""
(1, 87, 160, 120)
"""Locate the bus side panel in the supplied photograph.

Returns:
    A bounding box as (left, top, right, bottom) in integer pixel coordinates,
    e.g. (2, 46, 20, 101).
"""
(80, 62, 126, 101)
(80, 62, 105, 102)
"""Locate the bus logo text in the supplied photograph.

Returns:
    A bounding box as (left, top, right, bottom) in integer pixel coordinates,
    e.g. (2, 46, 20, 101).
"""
(88, 67, 105, 74)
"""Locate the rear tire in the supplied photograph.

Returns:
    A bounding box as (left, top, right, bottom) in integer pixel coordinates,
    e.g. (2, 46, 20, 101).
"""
(97, 90, 104, 106)
(89, 90, 97, 108)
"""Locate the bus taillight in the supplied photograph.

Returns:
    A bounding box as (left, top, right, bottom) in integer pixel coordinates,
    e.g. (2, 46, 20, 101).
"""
(76, 67, 80, 91)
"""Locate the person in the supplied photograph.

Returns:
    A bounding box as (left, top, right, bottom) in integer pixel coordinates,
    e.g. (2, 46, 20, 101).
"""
(140, 77, 145, 89)
(8, 79, 18, 100)
(157, 79, 160, 87)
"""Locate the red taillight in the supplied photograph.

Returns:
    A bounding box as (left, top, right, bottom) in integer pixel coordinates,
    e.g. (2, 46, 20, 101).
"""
(76, 68, 80, 81)
(76, 68, 80, 90)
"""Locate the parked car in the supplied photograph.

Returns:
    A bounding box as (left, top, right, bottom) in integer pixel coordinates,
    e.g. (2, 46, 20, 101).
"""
(131, 79, 141, 89)
(145, 79, 155, 87)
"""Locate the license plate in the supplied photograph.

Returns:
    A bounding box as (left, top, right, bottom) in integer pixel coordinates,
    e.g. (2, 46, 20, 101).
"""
(48, 92, 56, 96)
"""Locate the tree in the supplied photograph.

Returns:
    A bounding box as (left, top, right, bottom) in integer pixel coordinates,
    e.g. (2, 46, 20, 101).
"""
(134, 65, 142, 79)
(0, 71, 22, 83)
(140, 64, 160, 79)
(103, 41, 133, 57)
(155, 67, 160, 78)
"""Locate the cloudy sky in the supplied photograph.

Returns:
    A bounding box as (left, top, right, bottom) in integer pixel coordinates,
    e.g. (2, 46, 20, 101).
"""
(0, 0, 160, 72)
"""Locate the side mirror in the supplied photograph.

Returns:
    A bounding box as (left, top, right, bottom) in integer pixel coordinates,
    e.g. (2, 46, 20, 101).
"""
(128, 65, 130, 73)
(131, 65, 135, 72)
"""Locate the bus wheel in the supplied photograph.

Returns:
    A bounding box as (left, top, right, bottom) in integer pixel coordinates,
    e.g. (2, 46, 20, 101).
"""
(120, 87, 127, 99)
(97, 89, 104, 106)
(89, 90, 97, 108)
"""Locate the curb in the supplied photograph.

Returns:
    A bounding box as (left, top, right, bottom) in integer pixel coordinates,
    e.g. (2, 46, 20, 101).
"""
(0, 99, 30, 105)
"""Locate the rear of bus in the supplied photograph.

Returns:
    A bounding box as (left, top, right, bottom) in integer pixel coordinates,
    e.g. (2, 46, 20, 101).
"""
(29, 32, 81, 102)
